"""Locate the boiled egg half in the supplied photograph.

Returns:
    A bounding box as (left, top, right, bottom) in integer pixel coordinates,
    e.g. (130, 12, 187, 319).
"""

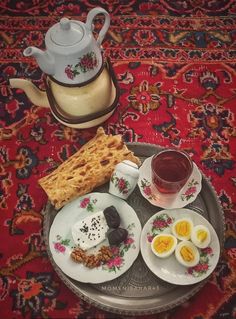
(175, 240, 200, 267)
(191, 225, 211, 249)
(151, 234, 177, 258)
(171, 218, 193, 241)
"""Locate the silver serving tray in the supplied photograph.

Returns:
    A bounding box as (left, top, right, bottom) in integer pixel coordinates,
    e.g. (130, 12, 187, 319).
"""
(43, 143, 225, 315)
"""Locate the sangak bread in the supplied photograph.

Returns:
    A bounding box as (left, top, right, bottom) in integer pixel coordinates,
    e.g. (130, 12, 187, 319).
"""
(38, 127, 140, 209)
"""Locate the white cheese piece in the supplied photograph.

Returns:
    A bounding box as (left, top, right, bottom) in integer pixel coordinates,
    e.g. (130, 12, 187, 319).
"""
(71, 211, 108, 250)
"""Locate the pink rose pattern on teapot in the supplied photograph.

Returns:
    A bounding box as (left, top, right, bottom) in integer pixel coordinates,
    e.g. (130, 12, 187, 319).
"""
(65, 52, 98, 80)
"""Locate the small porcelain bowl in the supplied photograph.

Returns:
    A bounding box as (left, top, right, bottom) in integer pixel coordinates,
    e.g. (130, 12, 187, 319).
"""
(109, 160, 140, 200)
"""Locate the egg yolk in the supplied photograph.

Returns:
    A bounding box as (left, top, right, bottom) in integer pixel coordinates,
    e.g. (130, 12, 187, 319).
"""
(175, 221, 191, 237)
(180, 246, 194, 262)
(197, 229, 207, 242)
(153, 236, 174, 253)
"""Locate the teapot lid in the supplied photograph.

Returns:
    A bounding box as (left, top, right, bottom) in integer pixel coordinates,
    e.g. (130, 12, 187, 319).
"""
(50, 17, 84, 46)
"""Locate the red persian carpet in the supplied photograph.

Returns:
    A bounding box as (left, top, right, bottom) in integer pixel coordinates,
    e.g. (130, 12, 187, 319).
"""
(0, 1, 236, 318)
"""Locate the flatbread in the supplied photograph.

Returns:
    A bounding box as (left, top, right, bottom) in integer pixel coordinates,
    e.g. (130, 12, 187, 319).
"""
(38, 127, 140, 209)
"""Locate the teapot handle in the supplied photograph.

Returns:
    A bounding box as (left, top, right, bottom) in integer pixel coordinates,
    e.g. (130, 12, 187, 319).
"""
(86, 7, 110, 46)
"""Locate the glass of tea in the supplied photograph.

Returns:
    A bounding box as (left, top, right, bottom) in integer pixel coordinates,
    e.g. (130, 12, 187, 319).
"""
(151, 149, 193, 194)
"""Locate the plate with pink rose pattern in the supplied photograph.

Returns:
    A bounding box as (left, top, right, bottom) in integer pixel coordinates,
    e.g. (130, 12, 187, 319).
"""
(138, 156, 202, 209)
(140, 208, 220, 285)
(49, 192, 142, 284)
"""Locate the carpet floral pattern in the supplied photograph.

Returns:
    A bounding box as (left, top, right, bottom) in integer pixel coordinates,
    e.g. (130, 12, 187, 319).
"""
(0, 1, 236, 318)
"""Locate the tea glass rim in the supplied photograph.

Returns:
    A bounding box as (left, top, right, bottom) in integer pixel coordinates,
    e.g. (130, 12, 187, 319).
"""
(151, 148, 193, 184)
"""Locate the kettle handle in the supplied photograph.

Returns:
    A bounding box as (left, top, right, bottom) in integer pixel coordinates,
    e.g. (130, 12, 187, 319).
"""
(86, 7, 110, 46)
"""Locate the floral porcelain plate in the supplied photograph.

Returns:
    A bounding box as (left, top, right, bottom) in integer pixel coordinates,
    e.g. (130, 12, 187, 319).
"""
(140, 209, 220, 285)
(49, 192, 141, 284)
(138, 156, 202, 209)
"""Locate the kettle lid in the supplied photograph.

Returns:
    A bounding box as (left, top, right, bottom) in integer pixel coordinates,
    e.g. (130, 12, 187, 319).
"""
(50, 17, 84, 46)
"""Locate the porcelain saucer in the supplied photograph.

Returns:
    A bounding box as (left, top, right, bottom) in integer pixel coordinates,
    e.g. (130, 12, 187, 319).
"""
(49, 192, 141, 284)
(138, 156, 202, 209)
(140, 209, 220, 285)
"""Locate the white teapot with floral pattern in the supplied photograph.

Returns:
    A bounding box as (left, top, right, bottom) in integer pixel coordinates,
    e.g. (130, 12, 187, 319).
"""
(23, 7, 110, 85)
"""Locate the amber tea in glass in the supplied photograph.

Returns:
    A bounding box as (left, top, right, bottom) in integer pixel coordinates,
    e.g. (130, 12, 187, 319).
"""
(151, 149, 193, 194)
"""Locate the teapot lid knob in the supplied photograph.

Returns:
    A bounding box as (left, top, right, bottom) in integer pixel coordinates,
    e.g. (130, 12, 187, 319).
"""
(60, 18, 71, 31)
(49, 17, 84, 46)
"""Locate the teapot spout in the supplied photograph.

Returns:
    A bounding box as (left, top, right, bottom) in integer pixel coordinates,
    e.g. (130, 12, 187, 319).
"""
(9, 78, 50, 108)
(23, 46, 55, 75)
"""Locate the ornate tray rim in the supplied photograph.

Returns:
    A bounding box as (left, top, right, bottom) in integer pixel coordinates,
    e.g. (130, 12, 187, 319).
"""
(42, 142, 225, 315)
